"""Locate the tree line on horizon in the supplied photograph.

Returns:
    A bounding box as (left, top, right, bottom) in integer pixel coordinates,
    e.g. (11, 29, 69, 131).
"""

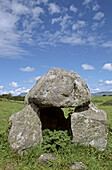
(0, 93, 25, 101)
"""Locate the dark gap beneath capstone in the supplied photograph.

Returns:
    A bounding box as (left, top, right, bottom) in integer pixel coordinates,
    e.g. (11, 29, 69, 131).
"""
(39, 107, 73, 137)
(75, 104, 89, 112)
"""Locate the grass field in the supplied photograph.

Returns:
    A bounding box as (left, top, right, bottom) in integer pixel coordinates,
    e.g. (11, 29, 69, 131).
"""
(0, 96, 112, 169)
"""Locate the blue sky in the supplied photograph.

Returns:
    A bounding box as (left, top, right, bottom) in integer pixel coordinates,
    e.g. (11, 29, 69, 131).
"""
(0, 0, 112, 95)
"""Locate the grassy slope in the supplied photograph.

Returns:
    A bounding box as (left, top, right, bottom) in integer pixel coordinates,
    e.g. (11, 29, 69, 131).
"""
(92, 96, 112, 129)
(0, 97, 112, 169)
(0, 101, 24, 133)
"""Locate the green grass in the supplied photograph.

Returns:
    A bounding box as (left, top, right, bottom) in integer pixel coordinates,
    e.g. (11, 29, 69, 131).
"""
(0, 98, 112, 169)
(92, 95, 112, 105)
(92, 96, 112, 129)
(0, 101, 24, 133)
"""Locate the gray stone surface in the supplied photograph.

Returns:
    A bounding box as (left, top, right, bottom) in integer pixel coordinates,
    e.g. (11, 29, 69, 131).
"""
(38, 153, 56, 164)
(71, 102, 107, 151)
(27, 68, 91, 108)
(8, 103, 43, 152)
(8, 68, 107, 152)
(71, 162, 87, 169)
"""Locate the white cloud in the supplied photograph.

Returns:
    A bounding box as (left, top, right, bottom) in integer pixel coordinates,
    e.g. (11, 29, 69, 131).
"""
(99, 80, 103, 86)
(37, 23, 103, 47)
(36, 30, 61, 47)
(12, 2, 29, 15)
(20, 66, 35, 72)
(72, 20, 86, 30)
(87, 35, 97, 46)
(60, 14, 71, 31)
(102, 63, 112, 71)
(0, 0, 107, 57)
(36, 28, 87, 47)
(92, 4, 100, 11)
(82, 64, 95, 70)
(0, 0, 45, 59)
(51, 16, 62, 24)
(0, 85, 30, 96)
(28, 76, 41, 83)
(102, 41, 112, 48)
(49, 14, 71, 31)
(32, 6, 44, 18)
(91, 87, 102, 93)
(0, 2, 29, 58)
(99, 80, 103, 83)
(48, 3, 60, 14)
(94, 88, 100, 91)
(0, 86, 4, 90)
(0, 41, 26, 59)
(91, 20, 105, 30)
(60, 33, 86, 45)
(0, 11, 17, 31)
(93, 12, 104, 20)
(83, 0, 92, 5)
(99, 83, 103, 86)
(70, 5, 78, 13)
(91, 22, 99, 30)
(10, 87, 30, 96)
(0, 90, 8, 95)
(105, 80, 112, 85)
(9, 82, 19, 88)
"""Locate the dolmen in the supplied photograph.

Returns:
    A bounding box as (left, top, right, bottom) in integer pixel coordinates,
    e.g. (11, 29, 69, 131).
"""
(8, 68, 107, 152)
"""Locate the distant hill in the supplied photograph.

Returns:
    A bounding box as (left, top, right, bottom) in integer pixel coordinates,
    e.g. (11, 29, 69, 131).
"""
(91, 91, 112, 97)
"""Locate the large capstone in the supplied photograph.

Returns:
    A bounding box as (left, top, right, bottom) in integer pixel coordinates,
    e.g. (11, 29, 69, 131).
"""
(8, 68, 107, 152)
(26, 68, 91, 107)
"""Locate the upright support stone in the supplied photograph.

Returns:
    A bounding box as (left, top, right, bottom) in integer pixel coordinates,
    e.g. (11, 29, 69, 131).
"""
(71, 102, 107, 151)
(8, 104, 43, 152)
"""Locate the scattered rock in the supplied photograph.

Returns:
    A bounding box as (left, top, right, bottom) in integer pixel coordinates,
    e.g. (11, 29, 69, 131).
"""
(71, 162, 87, 169)
(6, 163, 14, 170)
(38, 153, 56, 164)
